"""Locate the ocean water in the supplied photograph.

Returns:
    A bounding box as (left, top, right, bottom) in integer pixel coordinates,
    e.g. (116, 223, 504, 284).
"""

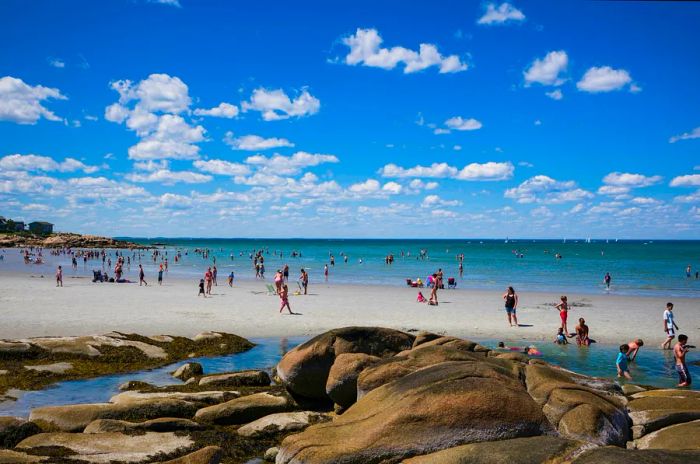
(6, 238, 700, 297)
(0, 336, 696, 418)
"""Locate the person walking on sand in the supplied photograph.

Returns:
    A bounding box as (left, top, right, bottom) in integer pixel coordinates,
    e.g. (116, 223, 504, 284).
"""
(503, 286, 518, 327)
(555, 296, 570, 337)
(198, 279, 206, 298)
(662, 302, 679, 350)
(627, 339, 644, 362)
(212, 265, 218, 286)
(674, 334, 693, 387)
(228, 271, 234, 287)
(158, 264, 164, 285)
(56, 265, 63, 287)
(139, 264, 147, 286)
(616, 344, 632, 380)
(279, 284, 294, 315)
(299, 268, 309, 295)
(274, 269, 283, 294)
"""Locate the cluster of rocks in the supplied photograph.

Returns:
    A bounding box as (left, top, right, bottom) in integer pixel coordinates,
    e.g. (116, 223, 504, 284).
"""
(1, 327, 699, 463)
(0, 232, 146, 249)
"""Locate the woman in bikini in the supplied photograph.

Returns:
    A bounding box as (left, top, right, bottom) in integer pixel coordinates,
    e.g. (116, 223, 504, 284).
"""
(555, 296, 570, 337)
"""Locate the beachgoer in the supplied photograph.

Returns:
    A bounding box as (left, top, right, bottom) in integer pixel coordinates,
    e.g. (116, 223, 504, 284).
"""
(274, 270, 283, 294)
(686, 265, 692, 278)
(554, 327, 568, 344)
(56, 265, 63, 287)
(575, 318, 591, 346)
(428, 273, 439, 305)
(283, 264, 289, 282)
(139, 264, 147, 286)
(627, 339, 644, 362)
(503, 286, 518, 327)
(198, 279, 206, 297)
(228, 271, 234, 287)
(158, 265, 163, 285)
(555, 296, 570, 337)
(662, 302, 679, 350)
(299, 268, 308, 295)
(674, 334, 693, 387)
(617, 344, 632, 380)
(279, 284, 294, 314)
(212, 266, 218, 286)
(417, 291, 426, 303)
(324, 264, 328, 281)
(205, 267, 213, 295)
(604, 272, 611, 289)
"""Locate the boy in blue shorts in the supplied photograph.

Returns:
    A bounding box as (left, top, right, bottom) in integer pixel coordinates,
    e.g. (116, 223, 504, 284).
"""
(616, 344, 632, 380)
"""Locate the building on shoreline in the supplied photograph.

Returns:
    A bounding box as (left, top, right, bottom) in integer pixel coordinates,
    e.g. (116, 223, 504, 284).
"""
(28, 221, 54, 234)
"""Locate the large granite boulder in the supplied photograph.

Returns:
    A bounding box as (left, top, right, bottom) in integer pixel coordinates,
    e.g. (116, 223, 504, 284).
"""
(356, 343, 509, 399)
(198, 370, 271, 388)
(633, 419, 700, 450)
(172, 362, 203, 381)
(572, 446, 700, 463)
(237, 411, 327, 438)
(524, 363, 628, 445)
(403, 436, 582, 464)
(325, 353, 379, 408)
(29, 399, 198, 432)
(276, 360, 550, 464)
(194, 392, 293, 425)
(276, 327, 415, 400)
(110, 390, 238, 406)
(84, 417, 203, 433)
(16, 432, 193, 463)
(0, 450, 47, 463)
(628, 389, 700, 439)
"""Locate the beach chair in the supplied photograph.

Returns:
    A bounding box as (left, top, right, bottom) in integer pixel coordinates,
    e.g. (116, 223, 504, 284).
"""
(447, 277, 457, 289)
(265, 283, 277, 295)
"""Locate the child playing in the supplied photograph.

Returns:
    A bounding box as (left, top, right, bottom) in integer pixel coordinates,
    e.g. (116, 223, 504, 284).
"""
(662, 302, 679, 350)
(674, 334, 693, 387)
(555, 296, 570, 336)
(279, 284, 294, 314)
(554, 327, 568, 344)
(627, 339, 644, 362)
(198, 279, 206, 297)
(228, 271, 234, 287)
(416, 291, 427, 303)
(617, 344, 632, 380)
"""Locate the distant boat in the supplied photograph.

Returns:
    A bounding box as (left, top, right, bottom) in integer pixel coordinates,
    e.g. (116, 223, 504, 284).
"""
(586, 237, 591, 243)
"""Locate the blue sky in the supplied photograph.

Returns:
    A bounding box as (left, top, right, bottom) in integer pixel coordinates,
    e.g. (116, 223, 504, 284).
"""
(1, 0, 699, 238)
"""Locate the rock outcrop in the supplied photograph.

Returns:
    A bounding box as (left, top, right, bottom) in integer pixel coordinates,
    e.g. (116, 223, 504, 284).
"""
(194, 392, 293, 425)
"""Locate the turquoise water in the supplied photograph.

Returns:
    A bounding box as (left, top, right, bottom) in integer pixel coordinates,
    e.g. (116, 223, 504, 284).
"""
(6, 238, 700, 297)
(0, 337, 696, 418)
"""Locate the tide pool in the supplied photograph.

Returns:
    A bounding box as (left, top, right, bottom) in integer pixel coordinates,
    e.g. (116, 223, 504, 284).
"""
(0, 336, 696, 418)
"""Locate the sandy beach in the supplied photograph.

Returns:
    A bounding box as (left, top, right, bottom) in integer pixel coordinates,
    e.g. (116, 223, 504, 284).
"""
(2, 269, 698, 345)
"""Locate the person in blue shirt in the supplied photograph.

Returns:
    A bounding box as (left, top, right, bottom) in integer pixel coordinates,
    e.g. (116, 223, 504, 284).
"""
(616, 344, 632, 380)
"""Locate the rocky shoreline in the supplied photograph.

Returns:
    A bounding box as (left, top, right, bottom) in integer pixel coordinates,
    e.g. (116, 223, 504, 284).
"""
(0, 233, 148, 249)
(1, 327, 699, 463)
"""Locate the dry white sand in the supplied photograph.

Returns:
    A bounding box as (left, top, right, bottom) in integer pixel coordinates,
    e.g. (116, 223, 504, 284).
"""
(1, 270, 698, 345)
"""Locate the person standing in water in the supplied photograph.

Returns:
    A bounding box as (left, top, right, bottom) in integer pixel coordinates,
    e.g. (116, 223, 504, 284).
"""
(324, 264, 329, 281)
(627, 339, 644, 362)
(157, 265, 163, 285)
(575, 318, 591, 346)
(616, 344, 632, 380)
(686, 265, 692, 278)
(555, 296, 570, 337)
(604, 272, 611, 290)
(662, 302, 679, 350)
(674, 334, 693, 387)
(299, 268, 309, 295)
(503, 286, 518, 327)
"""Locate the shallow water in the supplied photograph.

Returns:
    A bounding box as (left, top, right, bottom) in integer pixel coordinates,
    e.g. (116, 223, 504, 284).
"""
(5, 238, 700, 297)
(0, 336, 696, 418)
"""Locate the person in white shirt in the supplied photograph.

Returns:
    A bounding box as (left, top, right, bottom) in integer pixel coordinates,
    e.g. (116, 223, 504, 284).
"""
(661, 302, 679, 350)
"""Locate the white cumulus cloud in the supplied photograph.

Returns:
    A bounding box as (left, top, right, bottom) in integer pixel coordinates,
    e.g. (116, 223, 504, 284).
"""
(193, 102, 239, 118)
(380, 161, 513, 181)
(505, 175, 593, 204)
(477, 2, 525, 25)
(341, 28, 467, 74)
(602, 172, 662, 188)
(0, 76, 66, 124)
(524, 51, 568, 86)
(577, 66, 633, 93)
(670, 174, 700, 187)
(669, 127, 700, 144)
(223, 131, 294, 150)
(241, 87, 320, 121)
(445, 116, 483, 131)
(0, 154, 99, 173)
(545, 89, 563, 100)
(193, 159, 251, 176)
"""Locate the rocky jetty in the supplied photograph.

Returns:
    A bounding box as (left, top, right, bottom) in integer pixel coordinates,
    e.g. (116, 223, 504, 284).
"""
(0, 232, 147, 249)
(1, 327, 699, 463)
